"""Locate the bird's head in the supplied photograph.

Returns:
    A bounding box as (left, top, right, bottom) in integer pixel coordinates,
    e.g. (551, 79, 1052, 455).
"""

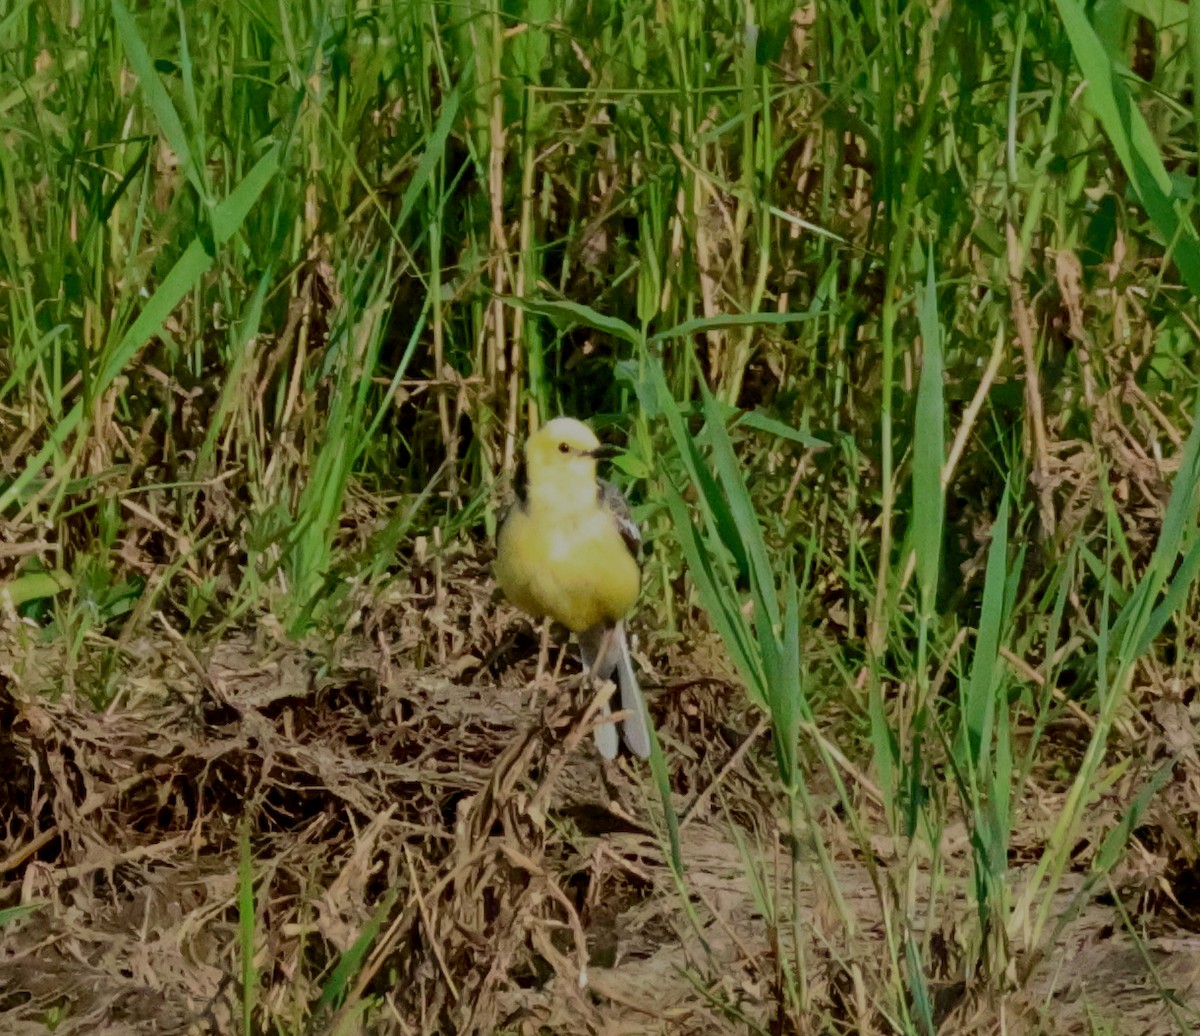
(523, 417, 612, 491)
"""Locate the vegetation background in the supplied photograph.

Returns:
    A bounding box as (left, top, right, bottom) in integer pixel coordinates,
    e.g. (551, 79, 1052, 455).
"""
(3, 0, 1200, 1033)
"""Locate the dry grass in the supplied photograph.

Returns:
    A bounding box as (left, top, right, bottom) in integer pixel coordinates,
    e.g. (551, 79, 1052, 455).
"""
(3, 4, 1200, 1032)
(4, 555, 1200, 1035)
(0, 560, 759, 1034)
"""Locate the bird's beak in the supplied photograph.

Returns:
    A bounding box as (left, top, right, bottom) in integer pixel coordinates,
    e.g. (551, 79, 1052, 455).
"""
(588, 444, 622, 460)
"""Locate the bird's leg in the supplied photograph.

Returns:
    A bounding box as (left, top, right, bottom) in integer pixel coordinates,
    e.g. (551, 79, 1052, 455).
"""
(535, 618, 552, 681)
(535, 620, 572, 693)
(584, 626, 614, 684)
(551, 634, 569, 682)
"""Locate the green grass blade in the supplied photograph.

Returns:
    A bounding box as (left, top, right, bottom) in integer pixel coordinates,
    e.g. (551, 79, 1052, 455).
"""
(237, 821, 256, 1036)
(1054, 0, 1200, 294)
(0, 901, 47, 928)
(210, 145, 282, 245)
(315, 888, 400, 1013)
(912, 254, 944, 615)
(0, 569, 75, 609)
(661, 460, 766, 702)
(961, 489, 1011, 770)
(0, 145, 280, 516)
(649, 310, 818, 343)
(700, 387, 780, 629)
(732, 409, 829, 450)
(110, 0, 208, 204)
(398, 86, 461, 230)
(504, 295, 643, 348)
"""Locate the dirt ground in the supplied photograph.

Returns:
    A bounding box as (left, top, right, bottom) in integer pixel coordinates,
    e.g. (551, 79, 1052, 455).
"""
(3, 566, 1200, 1035)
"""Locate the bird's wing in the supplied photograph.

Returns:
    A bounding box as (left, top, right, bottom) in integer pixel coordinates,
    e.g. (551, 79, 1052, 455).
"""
(513, 453, 528, 505)
(495, 455, 529, 530)
(587, 481, 652, 759)
(596, 479, 643, 563)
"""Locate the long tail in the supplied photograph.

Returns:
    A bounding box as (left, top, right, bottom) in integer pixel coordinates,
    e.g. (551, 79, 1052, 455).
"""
(578, 625, 619, 759)
(579, 622, 650, 759)
(613, 622, 651, 758)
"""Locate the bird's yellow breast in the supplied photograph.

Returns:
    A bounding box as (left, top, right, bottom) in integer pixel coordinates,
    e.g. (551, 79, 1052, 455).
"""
(495, 502, 640, 633)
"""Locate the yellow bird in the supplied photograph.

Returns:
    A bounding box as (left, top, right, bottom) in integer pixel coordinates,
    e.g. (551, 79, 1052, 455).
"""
(494, 417, 651, 759)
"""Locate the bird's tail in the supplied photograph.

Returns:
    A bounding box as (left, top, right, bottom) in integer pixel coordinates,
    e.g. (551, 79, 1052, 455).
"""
(579, 623, 650, 760)
(578, 625, 619, 759)
(614, 622, 651, 758)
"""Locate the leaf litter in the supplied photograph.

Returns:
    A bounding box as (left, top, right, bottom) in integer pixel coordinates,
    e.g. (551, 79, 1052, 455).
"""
(1, 565, 1200, 1035)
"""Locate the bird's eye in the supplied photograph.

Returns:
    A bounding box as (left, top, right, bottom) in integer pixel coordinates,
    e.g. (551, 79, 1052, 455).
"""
(558, 442, 570, 454)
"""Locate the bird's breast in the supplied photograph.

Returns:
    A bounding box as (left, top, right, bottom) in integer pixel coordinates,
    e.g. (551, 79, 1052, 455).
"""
(495, 505, 640, 633)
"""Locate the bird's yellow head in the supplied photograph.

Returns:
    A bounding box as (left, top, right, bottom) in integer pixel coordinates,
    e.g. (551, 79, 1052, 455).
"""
(522, 417, 609, 503)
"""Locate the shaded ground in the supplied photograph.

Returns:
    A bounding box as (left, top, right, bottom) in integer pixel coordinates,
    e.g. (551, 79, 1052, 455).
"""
(2, 573, 1200, 1035)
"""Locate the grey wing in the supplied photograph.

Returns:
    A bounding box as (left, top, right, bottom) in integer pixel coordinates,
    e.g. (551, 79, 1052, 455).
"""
(496, 458, 529, 532)
(597, 479, 643, 564)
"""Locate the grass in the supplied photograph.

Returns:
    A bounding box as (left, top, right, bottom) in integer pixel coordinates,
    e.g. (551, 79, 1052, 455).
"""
(3, 0, 1200, 1033)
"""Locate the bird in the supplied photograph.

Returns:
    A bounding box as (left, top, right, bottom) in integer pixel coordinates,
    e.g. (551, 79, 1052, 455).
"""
(494, 416, 651, 759)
